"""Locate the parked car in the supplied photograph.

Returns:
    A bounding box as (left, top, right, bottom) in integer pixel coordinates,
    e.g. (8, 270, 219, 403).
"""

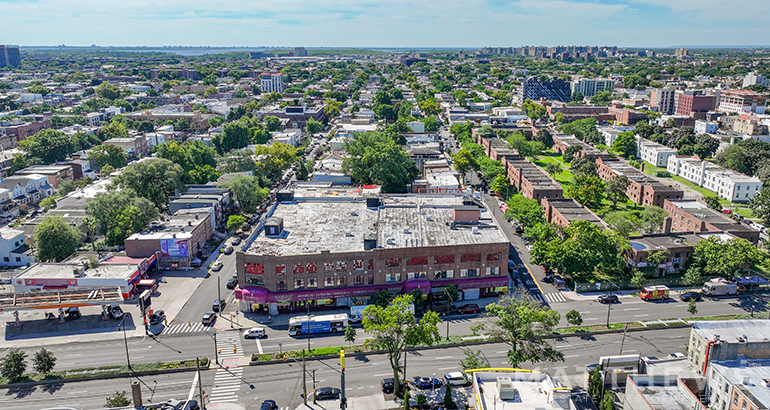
(258, 400, 278, 410)
(223, 246, 234, 255)
(243, 327, 267, 339)
(381, 378, 408, 394)
(202, 311, 216, 325)
(597, 294, 619, 304)
(226, 278, 238, 290)
(679, 291, 702, 302)
(668, 352, 686, 359)
(213, 299, 226, 312)
(428, 303, 456, 316)
(457, 304, 480, 314)
(232, 237, 241, 245)
(415, 377, 442, 389)
(314, 387, 341, 400)
(210, 261, 223, 272)
(444, 372, 471, 387)
(66, 307, 81, 320)
(149, 310, 166, 325)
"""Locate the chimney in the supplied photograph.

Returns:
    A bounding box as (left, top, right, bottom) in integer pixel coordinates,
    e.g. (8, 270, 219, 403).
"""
(663, 216, 672, 233)
(640, 162, 645, 172)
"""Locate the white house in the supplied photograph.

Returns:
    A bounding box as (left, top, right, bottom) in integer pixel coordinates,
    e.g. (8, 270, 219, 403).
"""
(638, 138, 678, 167)
(667, 156, 763, 202)
(694, 120, 719, 134)
(0, 226, 32, 267)
(272, 130, 302, 147)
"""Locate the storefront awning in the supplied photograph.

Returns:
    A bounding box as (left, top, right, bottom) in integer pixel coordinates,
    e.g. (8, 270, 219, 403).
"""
(236, 283, 404, 304)
(404, 278, 431, 295)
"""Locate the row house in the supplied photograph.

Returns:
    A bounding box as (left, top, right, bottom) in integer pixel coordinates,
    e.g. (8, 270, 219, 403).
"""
(501, 157, 563, 205)
(15, 165, 73, 189)
(541, 198, 607, 229)
(0, 173, 54, 209)
(551, 134, 610, 161)
(663, 199, 760, 245)
(596, 159, 683, 207)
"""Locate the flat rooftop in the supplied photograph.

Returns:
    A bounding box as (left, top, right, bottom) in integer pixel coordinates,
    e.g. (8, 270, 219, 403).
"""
(692, 320, 770, 343)
(290, 182, 381, 199)
(507, 158, 561, 188)
(628, 233, 705, 251)
(711, 359, 770, 408)
(16, 263, 137, 280)
(668, 200, 754, 230)
(548, 199, 606, 227)
(474, 371, 563, 410)
(630, 377, 700, 410)
(601, 160, 681, 192)
(246, 194, 507, 256)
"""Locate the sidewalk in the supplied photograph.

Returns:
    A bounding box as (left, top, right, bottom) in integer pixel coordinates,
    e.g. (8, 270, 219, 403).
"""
(563, 286, 699, 302)
(292, 394, 389, 410)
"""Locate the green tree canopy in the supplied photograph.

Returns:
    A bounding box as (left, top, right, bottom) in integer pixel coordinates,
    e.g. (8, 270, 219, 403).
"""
(32, 348, 56, 375)
(88, 144, 127, 169)
(213, 120, 251, 154)
(689, 236, 766, 279)
(113, 158, 185, 210)
(505, 195, 545, 229)
(85, 189, 159, 246)
(748, 188, 770, 226)
(218, 174, 269, 214)
(35, 215, 81, 262)
(0, 349, 27, 382)
(613, 131, 637, 157)
(18, 129, 74, 164)
(95, 82, 121, 100)
(567, 174, 606, 210)
(606, 175, 630, 207)
(342, 131, 419, 193)
(452, 148, 479, 179)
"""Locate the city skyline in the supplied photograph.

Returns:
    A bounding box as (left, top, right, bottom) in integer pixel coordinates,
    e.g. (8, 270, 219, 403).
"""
(2, 0, 769, 48)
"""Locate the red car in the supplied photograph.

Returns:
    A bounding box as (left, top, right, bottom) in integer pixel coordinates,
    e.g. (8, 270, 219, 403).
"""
(457, 304, 480, 314)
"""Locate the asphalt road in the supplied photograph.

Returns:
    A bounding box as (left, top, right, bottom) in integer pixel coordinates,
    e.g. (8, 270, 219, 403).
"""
(5, 327, 692, 410)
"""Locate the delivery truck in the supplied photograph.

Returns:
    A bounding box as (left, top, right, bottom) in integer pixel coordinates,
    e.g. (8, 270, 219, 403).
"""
(701, 278, 738, 296)
(639, 285, 669, 301)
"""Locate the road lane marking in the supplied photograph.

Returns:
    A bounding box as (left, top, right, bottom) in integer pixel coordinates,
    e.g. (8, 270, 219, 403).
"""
(438, 367, 456, 370)
(635, 314, 650, 317)
(564, 355, 579, 358)
(373, 373, 391, 377)
(434, 356, 453, 360)
(256, 338, 263, 354)
(623, 308, 640, 311)
(188, 371, 198, 401)
(583, 317, 599, 321)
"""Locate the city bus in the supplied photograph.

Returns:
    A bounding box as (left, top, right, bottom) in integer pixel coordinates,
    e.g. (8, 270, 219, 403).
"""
(288, 313, 348, 336)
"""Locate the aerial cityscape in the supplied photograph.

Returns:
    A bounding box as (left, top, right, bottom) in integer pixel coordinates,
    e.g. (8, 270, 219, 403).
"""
(3, 2, 770, 410)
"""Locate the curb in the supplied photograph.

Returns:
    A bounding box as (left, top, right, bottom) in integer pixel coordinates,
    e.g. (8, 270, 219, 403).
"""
(246, 323, 693, 366)
(0, 362, 209, 390)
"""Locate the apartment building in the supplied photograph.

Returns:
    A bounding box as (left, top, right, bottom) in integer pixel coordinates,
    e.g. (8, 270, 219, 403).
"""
(518, 77, 571, 102)
(0, 226, 33, 267)
(638, 138, 678, 167)
(742, 71, 769, 89)
(718, 90, 769, 114)
(260, 73, 285, 94)
(475, 133, 519, 162)
(675, 91, 718, 116)
(546, 103, 615, 122)
(541, 198, 607, 229)
(733, 119, 768, 135)
(650, 88, 676, 114)
(663, 200, 759, 244)
(623, 375, 707, 410)
(0, 45, 21, 68)
(597, 159, 683, 207)
(260, 105, 325, 130)
(687, 320, 770, 375)
(694, 120, 719, 134)
(502, 157, 564, 204)
(15, 165, 73, 189)
(234, 192, 509, 315)
(667, 156, 762, 202)
(706, 358, 770, 410)
(625, 231, 738, 274)
(0, 118, 51, 143)
(551, 134, 609, 161)
(570, 78, 615, 97)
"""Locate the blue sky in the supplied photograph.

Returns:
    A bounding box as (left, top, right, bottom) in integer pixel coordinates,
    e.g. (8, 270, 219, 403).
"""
(1, 0, 767, 48)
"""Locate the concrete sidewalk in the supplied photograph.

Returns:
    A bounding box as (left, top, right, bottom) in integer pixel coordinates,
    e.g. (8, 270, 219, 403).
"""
(292, 394, 390, 410)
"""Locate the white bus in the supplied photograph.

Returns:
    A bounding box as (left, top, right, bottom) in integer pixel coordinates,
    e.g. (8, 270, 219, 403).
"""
(288, 313, 348, 336)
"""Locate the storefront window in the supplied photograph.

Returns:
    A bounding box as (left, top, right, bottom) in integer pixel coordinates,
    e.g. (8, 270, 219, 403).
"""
(385, 273, 401, 283)
(434, 254, 455, 264)
(293, 263, 304, 274)
(336, 260, 347, 272)
(353, 259, 364, 270)
(407, 256, 428, 266)
(276, 264, 286, 275)
(324, 261, 334, 272)
(434, 270, 454, 279)
(306, 262, 317, 273)
(277, 280, 286, 290)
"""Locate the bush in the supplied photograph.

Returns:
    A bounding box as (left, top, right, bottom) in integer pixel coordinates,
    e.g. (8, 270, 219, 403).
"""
(654, 171, 671, 178)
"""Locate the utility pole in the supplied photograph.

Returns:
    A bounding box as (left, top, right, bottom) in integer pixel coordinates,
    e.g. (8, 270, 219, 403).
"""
(312, 369, 317, 404)
(217, 276, 222, 316)
(302, 349, 307, 405)
(618, 323, 629, 355)
(445, 289, 453, 340)
(605, 305, 612, 328)
(214, 332, 219, 365)
(197, 357, 207, 410)
(119, 313, 132, 370)
(306, 302, 311, 351)
(340, 350, 346, 410)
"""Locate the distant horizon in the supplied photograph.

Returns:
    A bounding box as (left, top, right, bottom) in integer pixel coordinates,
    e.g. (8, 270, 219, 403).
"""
(15, 45, 770, 50)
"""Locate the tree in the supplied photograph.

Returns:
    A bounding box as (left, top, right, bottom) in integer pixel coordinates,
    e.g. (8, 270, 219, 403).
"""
(254, 142, 299, 181)
(27, 84, 51, 96)
(459, 348, 490, 371)
(344, 325, 356, 346)
(505, 195, 545, 229)
(114, 158, 185, 210)
(213, 120, 251, 154)
(373, 290, 394, 307)
(481, 294, 563, 368)
(227, 215, 247, 232)
(422, 117, 440, 132)
(563, 145, 582, 164)
(105, 391, 131, 408)
(88, 144, 127, 169)
(32, 348, 56, 375)
(683, 266, 702, 287)
(304, 117, 323, 135)
(590, 91, 613, 105)
(452, 148, 478, 180)
(637, 206, 669, 234)
(607, 175, 630, 207)
(748, 188, 770, 226)
(545, 162, 562, 177)
(100, 121, 129, 141)
(35, 215, 81, 262)
(687, 300, 698, 317)
(343, 132, 419, 193)
(571, 91, 584, 102)
(416, 394, 428, 408)
(362, 295, 441, 397)
(188, 165, 220, 184)
(402, 390, 410, 410)
(490, 174, 514, 198)
(703, 196, 722, 211)
(689, 236, 767, 279)
(443, 383, 456, 409)
(18, 129, 74, 164)
(600, 392, 615, 410)
(588, 367, 603, 403)
(612, 131, 637, 157)
(567, 175, 606, 210)
(324, 100, 343, 120)
(40, 196, 57, 209)
(0, 349, 27, 382)
(570, 157, 599, 177)
(566, 309, 583, 326)
(631, 270, 647, 290)
(85, 190, 159, 246)
(418, 99, 441, 116)
(96, 82, 120, 100)
(264, 115, 281, 132)
(218, 175, 268, 214)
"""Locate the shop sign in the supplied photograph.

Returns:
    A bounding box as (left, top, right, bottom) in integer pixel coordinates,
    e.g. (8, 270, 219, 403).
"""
(316, 299, 333, 305)
(24, 278, 77, 286)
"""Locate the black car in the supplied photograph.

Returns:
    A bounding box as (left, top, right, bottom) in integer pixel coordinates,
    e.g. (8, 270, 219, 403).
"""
(597, 294, 619, 304)
(226, 278, 238, 289)
(213, 299, 226, 312)
(315, 387, 341, 400)
(381, 378, 409, 394)
(258, 400, 278, 410)
(680, 291, 702, 302)
(223, 246, 234, 255)
(149, 310, 166, 325)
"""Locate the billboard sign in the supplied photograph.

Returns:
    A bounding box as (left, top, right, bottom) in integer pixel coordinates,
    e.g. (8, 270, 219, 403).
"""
(160, 238, 189, 258)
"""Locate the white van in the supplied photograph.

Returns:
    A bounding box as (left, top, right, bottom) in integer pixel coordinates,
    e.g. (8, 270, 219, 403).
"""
(444, 372, 470, 386)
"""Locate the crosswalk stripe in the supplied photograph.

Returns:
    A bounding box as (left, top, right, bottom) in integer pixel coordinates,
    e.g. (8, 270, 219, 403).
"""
(544, 293, 567, 303)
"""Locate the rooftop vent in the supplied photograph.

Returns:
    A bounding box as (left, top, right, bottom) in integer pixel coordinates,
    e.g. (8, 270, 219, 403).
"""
(403, 227, 410, 234)
(345, 230, 353, 237)
(350, 210, 358, 216)
(472, 227, 480, 234)
(426, 215, 433, 221)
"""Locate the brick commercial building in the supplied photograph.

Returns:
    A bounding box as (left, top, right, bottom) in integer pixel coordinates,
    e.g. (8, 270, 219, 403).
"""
(596, 159, 683, 207)
(676, 91, 718, 116)
(501, 157, 563, 204)
(663, 200, 760, 245)
(546, 104, 615, 122)
(541, 198, 607, 229)
(0, 119, 51, 145)
(625, 231, 737, 274)
(124, 212, 213, 268)
(718, 90, 769, 114)
(234, 192, 510, 315)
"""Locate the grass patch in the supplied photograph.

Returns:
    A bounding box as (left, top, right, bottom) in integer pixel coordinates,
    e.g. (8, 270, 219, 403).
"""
(732, 207, 755, 219)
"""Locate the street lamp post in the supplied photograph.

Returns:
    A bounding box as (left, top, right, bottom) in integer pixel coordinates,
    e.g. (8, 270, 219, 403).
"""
(444, 289, 453, 340)
(118, 313, 132, 370)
